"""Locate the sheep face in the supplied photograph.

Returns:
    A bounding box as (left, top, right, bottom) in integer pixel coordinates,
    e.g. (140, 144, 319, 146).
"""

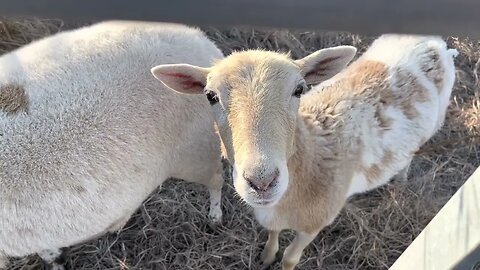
(206, 51, 302, 208)
(151, 47, 356, 208)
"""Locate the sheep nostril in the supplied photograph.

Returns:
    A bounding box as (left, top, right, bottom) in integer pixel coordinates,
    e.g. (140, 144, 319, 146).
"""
(243, 168, 279, 192)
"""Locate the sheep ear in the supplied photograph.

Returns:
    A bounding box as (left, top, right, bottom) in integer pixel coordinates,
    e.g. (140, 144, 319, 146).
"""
(295, 46, 357, 85)
(151, 64, 210, 94)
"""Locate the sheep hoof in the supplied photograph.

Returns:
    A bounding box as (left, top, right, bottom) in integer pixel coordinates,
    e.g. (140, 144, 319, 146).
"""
(260, 250, 277, 268)
(208, 209, 223, 224)
(51, 262, 65, 270)
(260, 263, 271, 270)
(38, 249, 65, 270)
(281, 261, 296, 270)
(209, 215, 222, 225)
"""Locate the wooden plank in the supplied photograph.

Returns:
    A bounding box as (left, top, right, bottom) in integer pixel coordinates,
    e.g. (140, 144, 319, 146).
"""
(389, 167, 480, 270)
(0, 0, 479, 38)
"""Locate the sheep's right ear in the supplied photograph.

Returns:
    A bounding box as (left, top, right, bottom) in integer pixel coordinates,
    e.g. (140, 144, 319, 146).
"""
(295, 46, 357, 85)
(151, 64, 210, 94)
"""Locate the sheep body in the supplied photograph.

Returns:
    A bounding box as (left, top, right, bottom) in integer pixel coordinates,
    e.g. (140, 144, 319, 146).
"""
(255, 35, 457, 269)
(0, 21, 224, 267)
(150, 33, 457, 270)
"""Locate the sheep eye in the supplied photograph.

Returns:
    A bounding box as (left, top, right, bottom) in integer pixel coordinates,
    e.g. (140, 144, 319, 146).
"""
(205, 89, 219, 105)
(292, 84, 306, 98)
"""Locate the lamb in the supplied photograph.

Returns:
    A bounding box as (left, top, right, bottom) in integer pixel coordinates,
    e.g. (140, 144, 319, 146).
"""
(0, 21, 225, 269)
(151, 34, 457, 270)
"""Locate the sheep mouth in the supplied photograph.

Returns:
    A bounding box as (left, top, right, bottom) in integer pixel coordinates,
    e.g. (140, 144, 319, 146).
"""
(246, 192, 282, 208)
(255, 199, 277, 206)
(247, 198, 279, 208)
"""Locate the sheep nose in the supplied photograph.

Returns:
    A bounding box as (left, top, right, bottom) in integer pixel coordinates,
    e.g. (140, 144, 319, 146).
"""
(243, 169, 279, 192)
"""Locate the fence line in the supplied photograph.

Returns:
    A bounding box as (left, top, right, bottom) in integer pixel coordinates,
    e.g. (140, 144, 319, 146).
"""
(389, 167, 480, 270)
(1, 0, 479, 38)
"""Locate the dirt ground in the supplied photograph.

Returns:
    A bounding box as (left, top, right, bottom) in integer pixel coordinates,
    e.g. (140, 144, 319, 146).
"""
(1, 17, 479, 270)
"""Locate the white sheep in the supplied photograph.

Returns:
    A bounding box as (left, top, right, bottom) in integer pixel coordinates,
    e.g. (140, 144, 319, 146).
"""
(151, 34, 457, 270)
(0, 21, 225, 269)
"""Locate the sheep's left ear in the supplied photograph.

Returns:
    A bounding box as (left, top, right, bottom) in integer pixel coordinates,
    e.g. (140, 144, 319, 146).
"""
(295, 46, 357, 85)
(151, 64, 210, 94)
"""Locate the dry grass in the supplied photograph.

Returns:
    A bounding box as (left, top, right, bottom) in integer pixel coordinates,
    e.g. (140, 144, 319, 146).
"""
(1, 17, 479, 270)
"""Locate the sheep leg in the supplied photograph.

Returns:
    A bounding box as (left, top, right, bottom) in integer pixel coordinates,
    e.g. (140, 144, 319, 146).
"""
(281, 230, 319, 270)
(206, 172, 223, 223)
(38, 249, 65, 270)
(260, 230, 280, 268)
(393, 159, 412, 182)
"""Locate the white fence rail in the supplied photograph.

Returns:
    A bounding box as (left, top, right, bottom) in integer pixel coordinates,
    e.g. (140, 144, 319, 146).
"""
(390, 167, 480, 270)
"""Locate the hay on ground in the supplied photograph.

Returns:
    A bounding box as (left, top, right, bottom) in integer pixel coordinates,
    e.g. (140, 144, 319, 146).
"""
(1, 17, 479, 270)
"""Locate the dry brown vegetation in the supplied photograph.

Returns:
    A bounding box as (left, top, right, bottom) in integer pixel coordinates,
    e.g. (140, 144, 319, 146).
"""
(1, 17, 479, 270)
